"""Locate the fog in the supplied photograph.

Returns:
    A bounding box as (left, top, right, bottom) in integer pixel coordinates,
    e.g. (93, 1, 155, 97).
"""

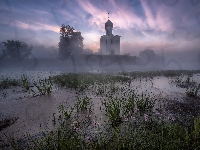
(0, 40, 199, 73)
(0, 50, 199, 73)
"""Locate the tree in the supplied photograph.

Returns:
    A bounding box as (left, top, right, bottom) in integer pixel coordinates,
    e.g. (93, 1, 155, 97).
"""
(1, 40, 33, 60)
(58, 24, 83, 57)
(139, 49, 156, 61)
(69, 32, 83, 54)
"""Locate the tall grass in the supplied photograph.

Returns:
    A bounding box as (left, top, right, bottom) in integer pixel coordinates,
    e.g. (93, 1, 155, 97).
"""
(30, 78, 53, 96)
(75, 96, 93, 112)
(21, 75, 30, 91)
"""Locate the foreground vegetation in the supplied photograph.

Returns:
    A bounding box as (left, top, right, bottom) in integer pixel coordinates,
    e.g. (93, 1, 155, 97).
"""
(1, 70, 200, 149)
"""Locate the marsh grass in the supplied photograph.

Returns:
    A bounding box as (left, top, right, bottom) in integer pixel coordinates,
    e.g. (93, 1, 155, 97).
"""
(30, 78, 53, 96)
(3, 70, 200, 149)
(109, 82, 119, 93)
(0, 77, 19, 89)
(175, 76, 182, 83)
(135, 93, 156, 114)
(95, 83, 106, 96)
(122, 91, 135, 116)
(120, 70, 200, 79)
(5, 101, 200, 149)
(75, 96, 93, 112)
(186, 84, 200, 97)
(21, 75, 30, 91)
(102, 96, 122, 128)
(52, 73, 132, 91)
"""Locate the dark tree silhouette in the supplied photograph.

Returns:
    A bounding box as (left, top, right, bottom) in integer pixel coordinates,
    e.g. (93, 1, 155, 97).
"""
(70, 32, 83, 54)
(139, 49, 156, 60)
(1, 40, 33, 60)
(58, 24, 83, 57)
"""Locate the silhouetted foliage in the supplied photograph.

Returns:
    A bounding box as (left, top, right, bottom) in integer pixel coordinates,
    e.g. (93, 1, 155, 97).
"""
(139, 49, 156, 60)
(58, 24, 83, 57)
(1, 40, 33, 60)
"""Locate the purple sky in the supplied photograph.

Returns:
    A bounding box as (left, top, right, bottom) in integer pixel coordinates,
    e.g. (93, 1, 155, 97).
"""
(0, 0, 200, 56)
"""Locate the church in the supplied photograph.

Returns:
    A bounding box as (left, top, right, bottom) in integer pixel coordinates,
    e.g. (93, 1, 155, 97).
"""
(99, 19, 121, 55)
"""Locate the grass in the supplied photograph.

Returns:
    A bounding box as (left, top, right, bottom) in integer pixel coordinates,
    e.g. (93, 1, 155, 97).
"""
(0, 75, 30, 90)
(1, 70, 200, 149)
(135, 93, 156, 114)
(30, 78, 53, 96)
(186, 84, 200, 97)
(0, 77, 19, 89)
(119, 70, 200, 79)
(102, 96, 122, 128)
(95, 83, 106, 95)
(52, 73, 132, 91)
(4, 102, 200, 149)
(21, 75, 30, 91)
(122, 91, 135, 116)
(75, 96, 92, 112)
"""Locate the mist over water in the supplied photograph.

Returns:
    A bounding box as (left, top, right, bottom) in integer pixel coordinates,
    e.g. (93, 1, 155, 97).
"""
(0, 53, 199, 73)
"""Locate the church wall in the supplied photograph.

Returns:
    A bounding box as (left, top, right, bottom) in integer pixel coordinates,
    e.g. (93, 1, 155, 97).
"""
(100, 35, 120, 55)
(100, 19, 121, 55)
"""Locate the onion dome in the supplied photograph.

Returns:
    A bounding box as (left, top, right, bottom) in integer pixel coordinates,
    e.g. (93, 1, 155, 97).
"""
(105, 19, 113, 30)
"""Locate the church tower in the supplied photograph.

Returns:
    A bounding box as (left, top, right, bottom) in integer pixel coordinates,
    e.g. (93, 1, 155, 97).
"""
(105, 19, 113, 36)
(99, 15, 121, 55)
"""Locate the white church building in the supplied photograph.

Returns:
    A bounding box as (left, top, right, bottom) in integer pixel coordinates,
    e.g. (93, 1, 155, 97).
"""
(99, 19, 121, 55)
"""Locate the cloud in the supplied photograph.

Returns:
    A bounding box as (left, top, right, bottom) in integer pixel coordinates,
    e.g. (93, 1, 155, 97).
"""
(0, 0, 199, 55)
(15, 20, 60, 33)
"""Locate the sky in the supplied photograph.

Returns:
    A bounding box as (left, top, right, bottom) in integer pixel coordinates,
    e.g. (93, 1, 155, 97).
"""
(0, 0, 200, 56)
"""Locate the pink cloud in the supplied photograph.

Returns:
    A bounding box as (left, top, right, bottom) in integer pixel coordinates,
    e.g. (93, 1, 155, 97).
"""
(140, 1, 173, 32)
(16, 20, 60, 33)
(76, 0, 148, 31)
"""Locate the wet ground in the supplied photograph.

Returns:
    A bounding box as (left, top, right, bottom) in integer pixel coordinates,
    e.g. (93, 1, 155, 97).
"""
(0, 71, 200, 148)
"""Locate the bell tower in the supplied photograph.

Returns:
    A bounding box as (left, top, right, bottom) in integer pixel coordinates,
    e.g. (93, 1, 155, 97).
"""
(105, 13, 113, 36)
(105, 20, 113, 36)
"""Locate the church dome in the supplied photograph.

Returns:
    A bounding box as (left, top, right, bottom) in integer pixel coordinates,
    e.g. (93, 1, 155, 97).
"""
(105, 19, 113, 29)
